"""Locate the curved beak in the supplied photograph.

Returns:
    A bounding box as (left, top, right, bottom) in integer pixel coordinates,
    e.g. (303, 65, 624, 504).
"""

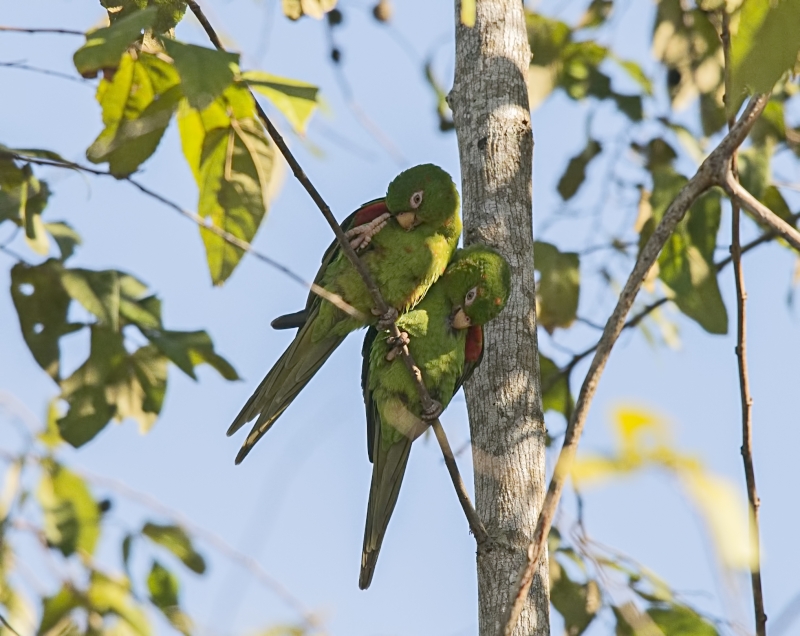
(451, 307, 472, 330)
(396, 211, 418, 230)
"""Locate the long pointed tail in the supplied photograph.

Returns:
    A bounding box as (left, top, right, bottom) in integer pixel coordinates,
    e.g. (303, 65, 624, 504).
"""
(359, 435, 413, 589)
(228, 321, 345, 464)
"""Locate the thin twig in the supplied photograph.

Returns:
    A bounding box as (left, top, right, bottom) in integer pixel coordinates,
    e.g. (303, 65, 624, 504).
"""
(722, 13, 766, 636)
(75, 469, 323, 631)
(431, 420, 489, 545)
(185, 0, 486, 541)
(723, 173, 800, 252)
(0, 60, 88, 84)
(0, 26, 84, 36)
(499, 93, 770, 636)
(0, 614, 22, 636)
(0, 151, 364, 321)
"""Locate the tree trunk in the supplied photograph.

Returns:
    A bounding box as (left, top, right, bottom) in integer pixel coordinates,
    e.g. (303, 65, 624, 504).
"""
(449, 2, 549, 635)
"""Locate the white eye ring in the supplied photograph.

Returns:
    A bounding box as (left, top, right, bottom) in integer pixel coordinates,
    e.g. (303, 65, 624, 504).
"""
(465, 287, 478, 306)
(410, 190, 424, 209)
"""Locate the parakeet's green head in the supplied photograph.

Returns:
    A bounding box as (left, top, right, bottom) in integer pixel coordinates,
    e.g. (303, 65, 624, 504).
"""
(385, 164, 460, 231)
(442, 245, 511, 329)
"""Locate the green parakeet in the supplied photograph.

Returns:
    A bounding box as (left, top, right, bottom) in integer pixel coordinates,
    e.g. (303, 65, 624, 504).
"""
(228, 164, 461, 464)
(359, 245, 512, 589)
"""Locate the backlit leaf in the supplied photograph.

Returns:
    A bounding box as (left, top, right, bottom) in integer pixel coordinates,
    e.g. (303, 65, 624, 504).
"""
(534, 241, 580, 332)
(146, 329, 239, 380)
(163, 40, 239, 111)
(550, 566, 601, 636)
(38, 585, 84, 636)
(282, 0, 337, 20)
(60, 268, 121, 330)
(557, 139, 602, 200)
(73, 7, 159, 77)
(37, 462, 100, 557)
(539, 354, 573, 417)
(730, 0, 800, 108)
(87, 572, 151, 636)
(142, 523, 206, 574)
(147, 561, 192, 636)
(10, 260, 78, 380)
(244, 71, 319, 133)
(87, 53, 182, 177)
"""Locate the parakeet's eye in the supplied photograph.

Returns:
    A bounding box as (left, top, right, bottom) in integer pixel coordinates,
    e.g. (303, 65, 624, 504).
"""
(465, 287, 478, 306)
(409, 191, 424, 209)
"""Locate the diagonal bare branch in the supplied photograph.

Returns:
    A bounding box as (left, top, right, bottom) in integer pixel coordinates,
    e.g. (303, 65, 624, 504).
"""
(499, 92, 770, 636)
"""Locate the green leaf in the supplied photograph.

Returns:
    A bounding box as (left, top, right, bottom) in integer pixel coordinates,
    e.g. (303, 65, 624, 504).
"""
(540, 354, 572, 417)
(10, 260, 78, 380)
(103, 0, 188, 35)
(60, 268, 121, 330)
(38, 399, 64, 449)
(147, 561, 192, 636)
(59, 327, 168, 444)
(243, 71, 320, 133)
(73, 7, 159, 78)
(422, 61, 454, 132)
(730, 0, 800, 108)
(0, 162, 51, 253)
(281, 0, 337, 20)
(38, 585, 84, 636)
(104, 344, 168, 433)
(142, 523, 206, 574)
(761, 185, 794, 225)
(645, 171, 727, 334)
(534, 241, 580, 332)
(737, 145, 771, 202)
(87, 53, 182, 177)
(122, 534, 135, 578)
(87, 571, 151, 636)
(648, 604, 718, 635)
(201, 119, 274, 284)
(45, 222, 82, 261)
(146, 329, 239, 380)
(557, 139, 602, 200)
(57, 386, 117, 448)
(162, 40, 239, 111)
(611, 93, 643, 122)
(550, 566, 601, 636)
(37, 462, 100, 557)
(578, 0, 613, 29)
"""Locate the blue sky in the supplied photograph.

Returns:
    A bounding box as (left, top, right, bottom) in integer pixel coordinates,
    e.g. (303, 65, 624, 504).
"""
(1, 1, 799, 635)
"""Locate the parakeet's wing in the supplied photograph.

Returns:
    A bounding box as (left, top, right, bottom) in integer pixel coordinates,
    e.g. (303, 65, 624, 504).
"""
(271, 199, 389, 331)
(361, 326, 380, 463)
(454, 325, 484, 394)
(227, 302, 346, 463)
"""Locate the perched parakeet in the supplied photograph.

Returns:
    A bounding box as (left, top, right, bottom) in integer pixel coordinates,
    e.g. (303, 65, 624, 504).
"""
(228, 164, 462, 464)
(359, 245, 511, 589)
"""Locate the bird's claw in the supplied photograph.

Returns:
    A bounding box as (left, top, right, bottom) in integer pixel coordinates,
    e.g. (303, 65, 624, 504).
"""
(373, 306, 398, 331)
(345, 213, 390, 251)
(421, 400, 443, 422)
(384, 331, 410, 361)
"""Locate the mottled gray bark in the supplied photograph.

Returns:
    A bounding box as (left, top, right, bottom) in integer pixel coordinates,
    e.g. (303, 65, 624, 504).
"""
(448, 2, 549, 635)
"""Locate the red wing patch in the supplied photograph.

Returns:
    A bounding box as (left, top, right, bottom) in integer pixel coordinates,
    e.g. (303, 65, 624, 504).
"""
(353, 200, 390, 226)
(465, 325, 483, 362)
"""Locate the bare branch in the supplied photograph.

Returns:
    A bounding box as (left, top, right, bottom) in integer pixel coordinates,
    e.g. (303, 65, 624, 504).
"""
(185, 0, 486, 541)
(0, 26, 84, 35)
(722, 13, 766, 636)
(499, 93, 770, 636)
(432, 420, 489, 545)
(0, 151, 364, 321)
(723, 171, 800, 252)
